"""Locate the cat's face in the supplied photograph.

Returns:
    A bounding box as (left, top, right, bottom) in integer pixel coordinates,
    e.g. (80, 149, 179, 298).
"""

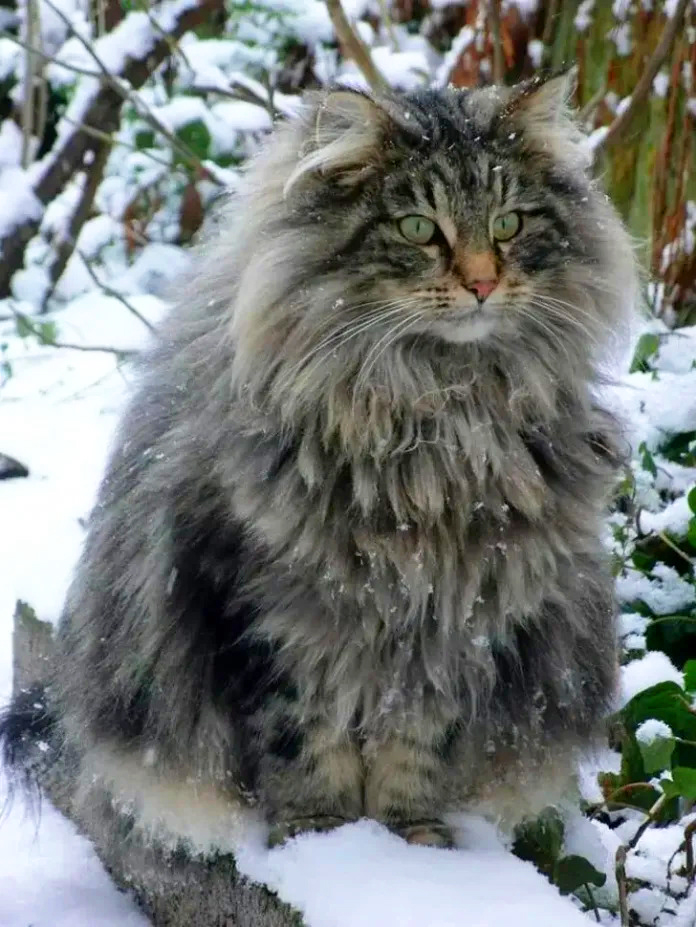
(277, 77, 630, 354)
(228, 77, 636, 403)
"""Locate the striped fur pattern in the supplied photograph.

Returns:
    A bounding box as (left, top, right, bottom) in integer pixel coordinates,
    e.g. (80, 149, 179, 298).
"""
(8, 74, 638, 852)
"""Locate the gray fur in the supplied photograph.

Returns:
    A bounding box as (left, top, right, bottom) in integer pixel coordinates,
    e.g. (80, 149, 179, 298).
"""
(50, 76, 637, 850)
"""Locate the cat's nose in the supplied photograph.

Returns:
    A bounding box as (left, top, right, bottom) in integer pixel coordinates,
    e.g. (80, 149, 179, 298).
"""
(467, 279, 498, 303)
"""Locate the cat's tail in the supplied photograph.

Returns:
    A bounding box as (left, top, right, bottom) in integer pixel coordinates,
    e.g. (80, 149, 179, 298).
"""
(0, 684, 57, 812)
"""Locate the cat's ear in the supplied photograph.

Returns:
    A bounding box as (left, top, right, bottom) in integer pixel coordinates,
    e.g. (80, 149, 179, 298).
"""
(508, 68, 577, 125)
(285, 90, 395, 194)
(505, 67, 589, 169)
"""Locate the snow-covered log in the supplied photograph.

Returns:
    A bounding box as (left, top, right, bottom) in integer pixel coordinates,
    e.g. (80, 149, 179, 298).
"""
(12, 602, 594, 927)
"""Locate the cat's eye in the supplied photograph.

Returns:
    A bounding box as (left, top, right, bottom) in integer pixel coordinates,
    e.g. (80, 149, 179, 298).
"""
(492, 212, 521, 242)
(399, 215, 436, 245)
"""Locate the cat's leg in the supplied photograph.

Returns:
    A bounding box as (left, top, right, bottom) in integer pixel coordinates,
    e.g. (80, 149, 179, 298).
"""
(253, 716, 364, 847)
(363, 729, 455, 848)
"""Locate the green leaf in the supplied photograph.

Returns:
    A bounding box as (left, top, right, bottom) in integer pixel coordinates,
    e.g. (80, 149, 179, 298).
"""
(554, 855, 607, 895)
(639, 442, 657, 478)
(688, 487, 696, 516)
(671, 767, 696, 800)
(630, 333, 660, 373)
(637, 730, 675, 774)
(15, 314, 34, 338)
(37, 321, 57, 345)
(134, 128, 155, 150)
(175, 118, 211, 163)
(688, 518, 696, 549)
(512, 807, 565, 878)
(684, 660, 696, 692)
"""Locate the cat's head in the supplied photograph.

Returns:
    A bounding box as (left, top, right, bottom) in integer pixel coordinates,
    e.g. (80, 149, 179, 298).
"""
(223, 74, 638, 409)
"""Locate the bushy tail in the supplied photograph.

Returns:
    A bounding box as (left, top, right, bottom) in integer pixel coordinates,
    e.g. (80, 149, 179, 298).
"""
(0, 684, 57, 811)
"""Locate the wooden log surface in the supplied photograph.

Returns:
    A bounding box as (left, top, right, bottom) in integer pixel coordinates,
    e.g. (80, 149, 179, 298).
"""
(11, 600, 303, 927)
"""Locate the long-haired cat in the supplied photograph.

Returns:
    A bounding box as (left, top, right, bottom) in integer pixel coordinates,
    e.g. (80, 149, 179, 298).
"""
(2, 72, 638, 853)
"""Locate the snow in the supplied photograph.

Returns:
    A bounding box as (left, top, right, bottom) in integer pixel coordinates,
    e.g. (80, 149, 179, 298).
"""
(635, 719, 673, 744)
(653, 71, 670, 98)
(616, 563, 696, 615)
(620, 651, 684, 707)
(0, 167, 43, 239)
(0, 777, 151, 927)
(235, 817, 592, 927)
(638, 496, 693, 538)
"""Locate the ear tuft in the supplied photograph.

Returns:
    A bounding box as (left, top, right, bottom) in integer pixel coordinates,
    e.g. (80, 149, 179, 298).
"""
(507, 67, 577, 125)
(284, 90, 386, 196)
(505, 67, 589, 170)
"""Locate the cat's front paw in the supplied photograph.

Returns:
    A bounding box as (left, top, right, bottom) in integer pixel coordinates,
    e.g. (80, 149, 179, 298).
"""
(267, 814, 349, 847)
(389, 819, 455, 848)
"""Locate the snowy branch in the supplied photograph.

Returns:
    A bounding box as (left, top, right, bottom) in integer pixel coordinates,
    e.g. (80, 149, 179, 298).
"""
(0, 0, 224, 298)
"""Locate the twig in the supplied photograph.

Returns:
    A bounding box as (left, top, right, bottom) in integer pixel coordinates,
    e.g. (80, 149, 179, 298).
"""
(43, 141, 110, 305)
(6, 303, 136, 356)
(686, 819, 696, 879)
(76, 249, 156, 333)
(584, 882, 601, 923)
(376, 0, 399, 52)
(657, 530, 694, 566)
(540, 0, 559, 59)
(616, 845, 630, 927)
(615, 792, 670, 926)
(488, 0, 504, 84)
(21, 0, 40, 167)
(0, 31, 103, 77)
(594, 0, 690, 156)
(60, 114, 175, 168)
(578, 81, 607, 124)
(325, 0, 389, 94)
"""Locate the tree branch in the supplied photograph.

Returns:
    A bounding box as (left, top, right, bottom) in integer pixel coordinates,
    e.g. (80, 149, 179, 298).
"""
(325, 0, 389, 94)
(42, 141, 110, 306)
(488, 0, 504, 84)
(76, 249, 157, 334)
(594, 0, 689, 156)
(0, 0, 224, 298)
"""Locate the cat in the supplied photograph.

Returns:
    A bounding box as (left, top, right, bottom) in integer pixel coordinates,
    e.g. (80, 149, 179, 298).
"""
(1, 71, 638, 854)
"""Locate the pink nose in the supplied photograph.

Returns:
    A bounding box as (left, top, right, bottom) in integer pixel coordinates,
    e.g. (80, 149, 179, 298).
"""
(467, 279, 498, 302)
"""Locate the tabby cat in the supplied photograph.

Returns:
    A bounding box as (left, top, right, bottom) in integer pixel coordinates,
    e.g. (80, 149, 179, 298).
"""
(2, 72, 638, 852)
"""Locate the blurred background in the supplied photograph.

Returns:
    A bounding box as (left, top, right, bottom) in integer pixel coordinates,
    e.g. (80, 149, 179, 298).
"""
(0, 0, 694, 326)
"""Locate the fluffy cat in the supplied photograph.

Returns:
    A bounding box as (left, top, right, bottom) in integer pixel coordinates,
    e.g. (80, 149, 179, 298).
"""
(2, 72, 638, 852)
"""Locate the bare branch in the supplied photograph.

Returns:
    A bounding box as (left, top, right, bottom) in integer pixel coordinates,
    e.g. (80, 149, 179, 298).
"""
(76, 249, 157, 334)
(6, 302, 137, 356)
(325, 0, 389, 94)
(0, 0, 225, 297)
(43, 142, 110, 305)
(61, 114, 175, 168)
(594, 0, 689, 156)
(488, 0, 504, 84)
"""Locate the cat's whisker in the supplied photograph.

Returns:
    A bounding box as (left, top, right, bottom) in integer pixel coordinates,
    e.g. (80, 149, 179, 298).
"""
(277, 302, 416, 391)
(283, 296, 429, 391)
(352, 311, 427, 408)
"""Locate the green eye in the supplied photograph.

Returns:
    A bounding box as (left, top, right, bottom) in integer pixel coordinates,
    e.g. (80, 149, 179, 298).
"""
(492, 212, 521, 242)
(399, 215, 436, 245)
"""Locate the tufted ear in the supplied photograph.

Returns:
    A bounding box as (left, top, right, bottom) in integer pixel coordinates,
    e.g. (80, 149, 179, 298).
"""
(508, 68, 577, 125)
(285, 90, 396, 194)
(505, 67, 589, 169)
